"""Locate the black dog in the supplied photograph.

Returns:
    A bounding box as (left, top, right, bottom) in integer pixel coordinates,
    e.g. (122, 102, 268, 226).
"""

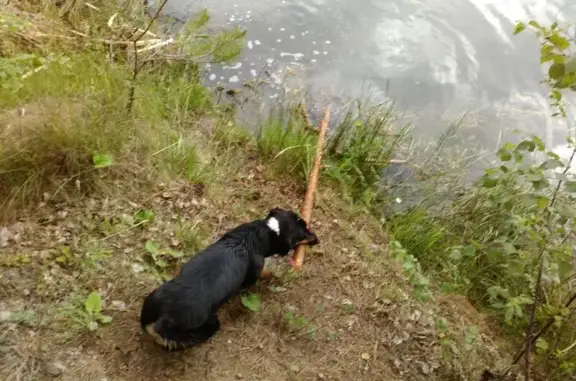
(140, 208, 319, 351)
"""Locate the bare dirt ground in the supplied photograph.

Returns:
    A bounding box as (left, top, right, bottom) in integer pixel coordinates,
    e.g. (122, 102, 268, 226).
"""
(0, 153, 509, 381)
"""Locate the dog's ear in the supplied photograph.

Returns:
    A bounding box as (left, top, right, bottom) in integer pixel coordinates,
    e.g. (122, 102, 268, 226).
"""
(266, 208, 285, 219)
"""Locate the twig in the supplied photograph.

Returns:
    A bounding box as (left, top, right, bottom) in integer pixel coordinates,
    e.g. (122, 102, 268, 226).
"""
(30, 31, 160, 46)
(87, 220, 148, 244)
(126, 0, 169, 112)
(292, 105, 331, 270)
(524, 246, 545, 381)
(297, 100, 316, 130)
(516, 144, 576, 381)
(506, 292, 576, 373)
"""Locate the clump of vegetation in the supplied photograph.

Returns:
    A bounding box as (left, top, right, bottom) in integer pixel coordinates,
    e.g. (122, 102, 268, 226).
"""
(383, 20, 576, 379)
(256, 106, 318, 182)
(0, 0, 244, 216)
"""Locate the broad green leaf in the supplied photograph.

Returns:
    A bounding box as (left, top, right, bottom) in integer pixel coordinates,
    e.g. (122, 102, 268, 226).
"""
(241, 293, 261, 312)
(482, 176, 499, 188)
(559, 72, 576, 88)
(535, 338, 549, 353)
(436, 317, 448, 333)
(526, 173, 543, 182)
(540, 159, 563, 170)
(165, 249, 184, 258)
(516, 140, 536, 152)
(502, 242, 516, 254)
(449, 248, 462, 261)
(134, 209, 155, 224)
(564, 181, 576, 192)
(528, 20, 541, 29)
(549, 63, 566, 80)
(497, 148, 512, 161)
(534, 195, 549, 209)
(547, 33, 570, 50)
(92, 153, 113, 168)
(542, 54, 566, 64)
(532, 136, 545, 151)
(462, 245, 476, 257)
(85, 292, 102, 314)
(532, 178, 550, 191)
(155, 258, 169, 268)
(512, 22, 526, 35)
(550, 90, 562, 102)
(145, 240, 159, 255)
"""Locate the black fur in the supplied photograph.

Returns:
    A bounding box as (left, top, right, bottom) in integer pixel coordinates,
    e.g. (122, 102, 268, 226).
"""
(140, 208, 319, 351)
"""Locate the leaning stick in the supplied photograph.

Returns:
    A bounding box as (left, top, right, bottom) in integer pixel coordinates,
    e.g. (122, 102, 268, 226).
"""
(292, 104, 331, 270)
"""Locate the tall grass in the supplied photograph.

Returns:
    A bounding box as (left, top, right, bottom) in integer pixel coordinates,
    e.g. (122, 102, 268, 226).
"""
(325, 100, 411, 203)
(256, 106, 318, 182)
(0, 2, 243, 215)
(255, 99, 411, 202)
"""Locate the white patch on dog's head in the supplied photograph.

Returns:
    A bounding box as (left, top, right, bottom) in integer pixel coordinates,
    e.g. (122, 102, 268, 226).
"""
(266, 217, 280, 235)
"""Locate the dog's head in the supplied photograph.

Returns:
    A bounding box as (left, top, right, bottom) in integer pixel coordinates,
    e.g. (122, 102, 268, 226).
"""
(265, 207, 319, 256)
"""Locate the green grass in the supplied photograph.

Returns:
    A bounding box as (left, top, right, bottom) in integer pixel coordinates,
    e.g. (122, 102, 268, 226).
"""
(255, 100, 411, 204)
(0, 2, 243, 215)
(256, 106, 318, 182)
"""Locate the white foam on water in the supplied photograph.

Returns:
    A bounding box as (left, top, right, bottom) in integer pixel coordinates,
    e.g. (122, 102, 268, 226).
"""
(280, 52, 304, 60)
(229, 76, 239, 83)
(209, 74, 216, 81)
(312, 50, 320, 55)
(250, 69, 258, 77)
(255, 40, 261, 45)
(223, 62, 243, 70)
(247, 41, 254, 49)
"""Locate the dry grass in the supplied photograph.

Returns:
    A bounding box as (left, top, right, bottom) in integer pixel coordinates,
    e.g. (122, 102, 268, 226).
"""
(0, 150, 508, 381)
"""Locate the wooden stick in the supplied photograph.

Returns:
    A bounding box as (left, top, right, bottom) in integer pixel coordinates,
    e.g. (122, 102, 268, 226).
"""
(292, 104, 331, 270)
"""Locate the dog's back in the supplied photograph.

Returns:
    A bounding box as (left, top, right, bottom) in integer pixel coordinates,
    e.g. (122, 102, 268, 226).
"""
(140, 220, 269, 350)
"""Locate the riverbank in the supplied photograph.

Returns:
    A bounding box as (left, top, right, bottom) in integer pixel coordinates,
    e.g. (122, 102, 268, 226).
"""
(1, 2, 574, 381)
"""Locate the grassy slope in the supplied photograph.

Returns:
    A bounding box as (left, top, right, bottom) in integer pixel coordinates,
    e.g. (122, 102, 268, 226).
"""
(0, 3, 509, 381)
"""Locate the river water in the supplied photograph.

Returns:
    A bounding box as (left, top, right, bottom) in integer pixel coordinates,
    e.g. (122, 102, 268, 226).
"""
(152, 0, 575, 151)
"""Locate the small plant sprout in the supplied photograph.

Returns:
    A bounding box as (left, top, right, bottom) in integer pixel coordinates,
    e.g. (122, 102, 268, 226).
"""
(84, 291, 113, 331)
(92, 153, 113, 169)
(144, 240, 184, 281)
(134, 209, 155, 225)
(241, 293, 261, 312)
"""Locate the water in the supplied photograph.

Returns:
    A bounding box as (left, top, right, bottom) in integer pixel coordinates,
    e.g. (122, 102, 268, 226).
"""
(150, 0, 576, 151)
